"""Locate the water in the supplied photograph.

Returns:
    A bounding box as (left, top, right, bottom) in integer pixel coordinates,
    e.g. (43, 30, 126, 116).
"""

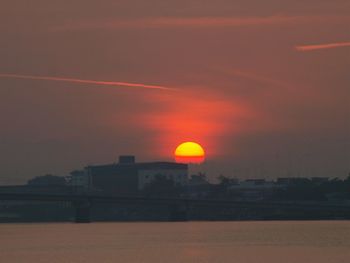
(0, 221, 349, 263)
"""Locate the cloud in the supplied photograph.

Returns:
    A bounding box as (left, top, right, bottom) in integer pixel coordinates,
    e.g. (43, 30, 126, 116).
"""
(295, 41, 350, 51)
(0, 73, 175, 91)
(52, 15, 350, 31)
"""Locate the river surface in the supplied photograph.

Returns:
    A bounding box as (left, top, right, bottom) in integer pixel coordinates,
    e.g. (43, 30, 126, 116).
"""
(0, 221, 349, 263)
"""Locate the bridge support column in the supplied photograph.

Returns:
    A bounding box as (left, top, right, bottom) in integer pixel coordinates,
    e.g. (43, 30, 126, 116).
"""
(74, 200, 91, 223)
(168, 204, 188, 222)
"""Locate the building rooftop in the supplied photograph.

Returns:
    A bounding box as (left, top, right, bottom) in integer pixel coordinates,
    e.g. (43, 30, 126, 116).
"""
(86, 158, 188, 171)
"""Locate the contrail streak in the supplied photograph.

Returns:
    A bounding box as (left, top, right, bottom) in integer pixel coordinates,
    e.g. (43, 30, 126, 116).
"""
(295, 41, 350, 51)
(0, 73, 176, 91)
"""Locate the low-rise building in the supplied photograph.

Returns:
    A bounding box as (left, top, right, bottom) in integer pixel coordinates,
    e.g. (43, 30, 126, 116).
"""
(228, 179, 279, 201)
(72, 156, 188, 194)
(68, 170, 89, 192)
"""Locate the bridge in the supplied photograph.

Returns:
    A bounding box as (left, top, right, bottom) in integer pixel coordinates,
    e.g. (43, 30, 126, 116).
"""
(1, 192, 349, 223)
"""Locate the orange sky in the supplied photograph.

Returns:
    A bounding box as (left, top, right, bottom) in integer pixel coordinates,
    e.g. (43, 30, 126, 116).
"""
(0, 0, 349, 183)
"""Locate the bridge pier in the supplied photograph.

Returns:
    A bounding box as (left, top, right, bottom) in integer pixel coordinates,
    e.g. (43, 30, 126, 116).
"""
(168, 203, 188, 221)
(74, 200, 91, 223)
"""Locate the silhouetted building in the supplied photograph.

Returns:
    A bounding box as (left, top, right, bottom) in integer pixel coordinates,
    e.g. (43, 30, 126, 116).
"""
(68, 170, 89, 193)
(276, 177, 303, 185)
(276, 177, 329, 186)
(86, 162, 138, 194)
(79, 156, 188, 194)
(228, 179, 278, 201)
(27, 174, 67, 186)
(311, 177, 329, 184)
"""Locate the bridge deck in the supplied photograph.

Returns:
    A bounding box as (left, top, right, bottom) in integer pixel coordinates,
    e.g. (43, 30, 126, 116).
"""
(0, 192, 349, 211)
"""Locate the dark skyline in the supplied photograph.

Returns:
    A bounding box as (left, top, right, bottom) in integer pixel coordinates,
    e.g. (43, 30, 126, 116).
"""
(0, 0, 350, 184)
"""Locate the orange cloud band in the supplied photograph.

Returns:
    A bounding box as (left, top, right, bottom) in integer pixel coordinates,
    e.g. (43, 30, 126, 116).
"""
(0, 73, 175, 91)
(295, 41, 350, 51)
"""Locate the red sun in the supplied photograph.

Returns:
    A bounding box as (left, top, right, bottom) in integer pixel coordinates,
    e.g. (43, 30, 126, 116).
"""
(174, 142, 205, 164)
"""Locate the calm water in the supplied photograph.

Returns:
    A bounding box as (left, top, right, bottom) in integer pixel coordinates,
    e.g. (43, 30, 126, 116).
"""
(0, 221, 349, 263)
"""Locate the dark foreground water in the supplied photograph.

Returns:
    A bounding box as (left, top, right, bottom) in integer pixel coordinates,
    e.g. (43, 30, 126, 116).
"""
(0, 221, 349, 263)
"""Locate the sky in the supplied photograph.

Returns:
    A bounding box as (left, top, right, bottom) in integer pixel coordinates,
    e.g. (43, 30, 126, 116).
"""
(0, 0, 349, 184)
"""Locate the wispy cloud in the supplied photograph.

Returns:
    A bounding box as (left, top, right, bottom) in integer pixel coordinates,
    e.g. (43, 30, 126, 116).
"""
(52, 15, 350, 31)
(0, 73, 175, 91)
(295, 41, 350, 51)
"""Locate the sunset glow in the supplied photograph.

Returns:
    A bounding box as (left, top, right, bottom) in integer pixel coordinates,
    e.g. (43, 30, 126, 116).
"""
(0, 0, 349, 184)
(174, 142, 205, 164)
